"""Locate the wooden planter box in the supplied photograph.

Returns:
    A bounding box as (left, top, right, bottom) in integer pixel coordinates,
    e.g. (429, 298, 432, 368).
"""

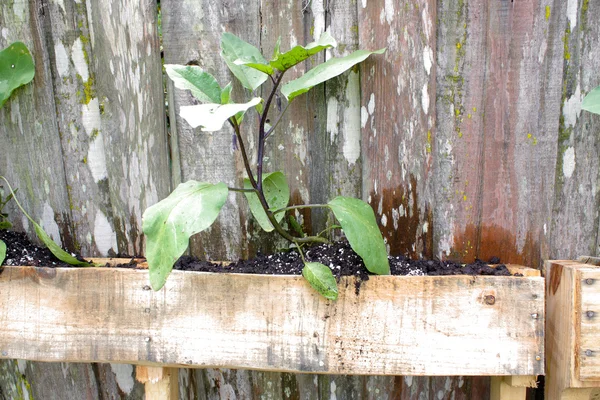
(0, 260, 544, 398)
(545, 258, 600, 399)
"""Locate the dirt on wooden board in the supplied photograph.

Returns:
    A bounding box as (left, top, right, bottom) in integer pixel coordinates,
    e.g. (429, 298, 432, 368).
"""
(0, 230, 518, 282)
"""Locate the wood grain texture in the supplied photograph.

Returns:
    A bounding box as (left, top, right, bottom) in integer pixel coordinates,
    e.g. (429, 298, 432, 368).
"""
(0, 0, 75, 250)
(549, 0, 600, 261)
(85, 0, 171, 256)
(359, 0, 436, 258)
(545, 261, 600, 399)
(0, 265, 543, 376)
(435, 0, 566, 269)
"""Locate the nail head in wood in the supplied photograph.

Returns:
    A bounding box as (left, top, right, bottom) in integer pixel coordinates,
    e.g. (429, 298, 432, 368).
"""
(484, 295, 495, 305)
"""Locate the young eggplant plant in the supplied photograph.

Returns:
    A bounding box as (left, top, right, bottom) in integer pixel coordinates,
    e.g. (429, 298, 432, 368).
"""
(143, 32, 388, 299)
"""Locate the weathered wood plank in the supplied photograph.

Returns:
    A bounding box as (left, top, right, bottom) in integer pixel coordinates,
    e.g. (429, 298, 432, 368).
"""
(578, 270, 600, 381)
(435, 0, 565, 268)
(0, 0, 75, 250)
(0, 265, 544, 376)
(161, 0, 261, 260)
(83, 0, 170, 256)
(545, 261, 600, 399)
(359, 0, 436, 258)
(549, 0, 600, 260)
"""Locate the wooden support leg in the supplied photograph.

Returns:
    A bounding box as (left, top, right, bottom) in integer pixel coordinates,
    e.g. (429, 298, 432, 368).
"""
(490, 376, 537, 400)
(136, 366, 179, 400)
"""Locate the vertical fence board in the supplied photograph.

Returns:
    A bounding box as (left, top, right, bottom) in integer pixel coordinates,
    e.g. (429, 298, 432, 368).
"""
(85, 0, 170, 256)
(434, 0, 565, 268)
(358, 0, 436, 258)
(549, 0, 600, 259)
(0, 0, 74, 250)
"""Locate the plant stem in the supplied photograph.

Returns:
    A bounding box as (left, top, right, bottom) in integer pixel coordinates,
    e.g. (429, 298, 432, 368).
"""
(272, 203, 330, 216)
(257, 71, 285, 191)
(228, 118, 257, 188)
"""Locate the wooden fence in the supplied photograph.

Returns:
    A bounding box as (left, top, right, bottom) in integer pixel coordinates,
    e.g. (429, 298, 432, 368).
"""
(0, 0, 598, 398)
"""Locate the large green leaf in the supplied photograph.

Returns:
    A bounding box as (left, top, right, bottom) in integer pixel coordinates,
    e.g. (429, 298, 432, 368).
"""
(302, 262, 338, 300)
(221, 33, 268, 91)
(243, 172, 290, 232)
(281, 48, 385, 102)
(165, 64, 222, 104)
(582, 85, 600, 115)
(328, 196, 389, 275)
(0, 239, 6, 266)
(180, 97, 262, 131)
(270, 31, 337, 72)
(143, 181, 228, 290)
(0, 176, 92, 267)
(0, 42, 35, 108)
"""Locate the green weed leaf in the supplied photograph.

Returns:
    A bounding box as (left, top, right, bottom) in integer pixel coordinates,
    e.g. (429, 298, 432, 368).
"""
(165, 64, 222, 104)
(243, 172, 290, 232)
(0, 42, 35, 108)
(302, 262, 338, 300)
(234, 59, 274, 76)
(0, 221, 12, 230)
(0, 177, 92, 267)
(143, 181, 229, 290)
(270, 31, 337, 72)
(221, 33, 268, 91)
(180, 97, 262, 131)
(0, 239, 5, 266)
(220, 82, 233, 104)
(281, 48, 385, 102)
(328, 196, 389, 275)
(34, 223, 91, 267)
(582, 85, 600, 115)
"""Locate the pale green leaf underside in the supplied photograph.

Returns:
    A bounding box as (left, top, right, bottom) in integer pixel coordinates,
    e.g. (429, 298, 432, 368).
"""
(165, 64, 221, 104)
(180, 97, 261, 131)
(328, 196, 389, 275)
(143, 181, 229, 290)
(0, 42, 35, 108)
(302, 262, 338, 300)
(0, 239, 6, 266)
(270, 31, 337, 72)
(221, 33, 268, 91)
(281, 48, 386, 102)
(582, 85, 600, 115)
(243, 172, 290, 232)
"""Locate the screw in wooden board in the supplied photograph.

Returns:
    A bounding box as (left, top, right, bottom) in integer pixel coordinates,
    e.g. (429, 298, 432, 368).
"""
(585, 278, 595, 285)
(585, 349, 593, 357)
(145, 337, 151, 343)
(484, 295, 495, 305)
(587, 311, 595, 318)
(143, 285, 151, 291)
(531, 313, 539, 319)
(144, 308, 151, 313)
(1, 351, 7, 357)
(535, 355, 541, 361)
(532, 294, 538, 299)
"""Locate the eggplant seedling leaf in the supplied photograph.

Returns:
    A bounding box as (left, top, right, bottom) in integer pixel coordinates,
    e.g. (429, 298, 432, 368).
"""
(180, 97, 262, 131)
(269, 31, 337, 72)
(143, 181, 229, 291)
(302, 262, 338, 300)
(165, 64, 222, 104)
(328, 196, 389, 275)
(243, 172, 290, 232)
(281, 48, 385, 102)
(221, 33, 268, 91)
(0, 42, 35, 108)
(582, 85, 600, 115)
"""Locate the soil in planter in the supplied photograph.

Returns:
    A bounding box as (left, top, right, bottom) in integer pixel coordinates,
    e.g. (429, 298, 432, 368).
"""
(1, 230, 516, 282)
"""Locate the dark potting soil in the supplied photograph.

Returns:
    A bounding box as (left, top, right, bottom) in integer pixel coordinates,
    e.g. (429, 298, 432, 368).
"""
(1, 230, 516, 280)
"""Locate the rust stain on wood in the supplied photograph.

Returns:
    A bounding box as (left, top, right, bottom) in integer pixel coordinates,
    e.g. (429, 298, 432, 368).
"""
(449, 223, 540, 267)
